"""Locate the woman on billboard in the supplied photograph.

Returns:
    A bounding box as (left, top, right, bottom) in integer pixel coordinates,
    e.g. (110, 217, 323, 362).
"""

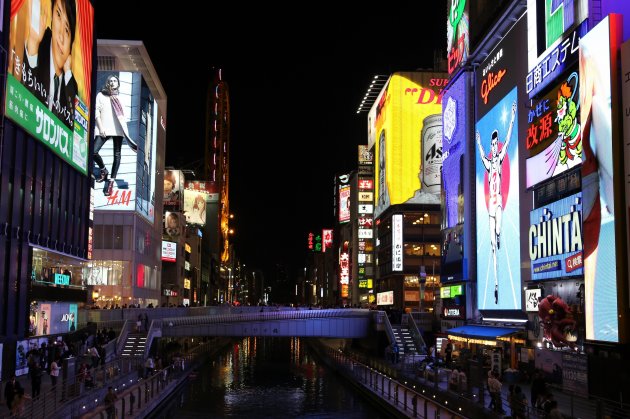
(93, 74, 138, 196)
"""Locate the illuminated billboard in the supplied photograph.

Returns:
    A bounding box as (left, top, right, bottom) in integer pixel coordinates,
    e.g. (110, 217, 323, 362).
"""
(338, 184, 351, 223)
(6, 0, 94, 174)
(525, 70, 582, 188)
(442, 225, 463, 282)
(161, 241, 176, 262)
(322, 229, 333, 252)
(164, 211, 183, 240)
(371, 72, 448, 219)
(392, 214, 403, 272)
(377, 291, 394, 306)
(442, 72, 467, 228)
(92, 72, 158, 223)
(529, 192, 583, 280)
(475, 87, 521, 310)
(164, 169, 185, 207)
(526, 0, 588, 98)
(447, 0, 469, 75)
(184, 181, 218, 226)
(579, 15, 621, 343)
(475, 14, 526, 311)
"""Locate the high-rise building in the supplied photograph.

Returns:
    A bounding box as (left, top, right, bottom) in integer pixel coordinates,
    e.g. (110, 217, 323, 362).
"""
(1, 0, 96, 378)
(88, 40, 166, 308)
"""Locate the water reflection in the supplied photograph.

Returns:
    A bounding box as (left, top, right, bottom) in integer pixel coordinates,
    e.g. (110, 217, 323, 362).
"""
(153, 337, 388, 418)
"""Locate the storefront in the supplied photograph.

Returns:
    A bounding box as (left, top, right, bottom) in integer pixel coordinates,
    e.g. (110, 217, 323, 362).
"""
(446, 324, 526, 371)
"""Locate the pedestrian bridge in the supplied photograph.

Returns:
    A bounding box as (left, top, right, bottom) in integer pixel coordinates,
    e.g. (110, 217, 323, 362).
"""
(155, 308, 372, 338)
(83, 307, 391, 360)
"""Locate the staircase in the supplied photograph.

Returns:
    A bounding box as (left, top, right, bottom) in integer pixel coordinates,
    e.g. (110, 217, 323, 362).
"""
(391, 325, 420, 360)
(121, 332, 147, 357)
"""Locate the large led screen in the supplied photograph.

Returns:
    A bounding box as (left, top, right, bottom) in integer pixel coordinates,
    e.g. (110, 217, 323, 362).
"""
(476, 88, 521, 310)
(525, 70, 582, 187)
(92, 72, 157, 223)
(372, 72, 448, 219)
(529, 192, 583, 280)
(184, 181, 218, 227)
(6, 0, 94, 174)
(442, 72, 467, 228)
(475, 14, 527, 311)
(579, 16, 620, 342)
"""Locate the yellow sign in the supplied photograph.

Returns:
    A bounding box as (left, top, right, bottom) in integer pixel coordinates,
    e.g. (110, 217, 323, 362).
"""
(185, 243, 192, 253)
(372, 72, 448, 218)
(184, 279, 191, 289)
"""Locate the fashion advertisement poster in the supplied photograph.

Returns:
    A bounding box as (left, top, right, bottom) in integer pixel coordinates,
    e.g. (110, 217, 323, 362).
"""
(164, 169, 184, 208)
(15, 339, 29, 376)
(6, 0, 94, 174)
(92, 71, 157, 223)
(164, 211, 182, 239)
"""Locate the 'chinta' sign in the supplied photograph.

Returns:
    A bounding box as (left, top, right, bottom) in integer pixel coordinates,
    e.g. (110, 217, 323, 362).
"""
(529, 192, 583, 280)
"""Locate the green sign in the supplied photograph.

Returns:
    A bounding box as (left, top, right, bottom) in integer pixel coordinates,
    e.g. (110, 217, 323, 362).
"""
(5, 75, 88, 174)
(450, 285, 463, 297)
(440, 287, 451, 298)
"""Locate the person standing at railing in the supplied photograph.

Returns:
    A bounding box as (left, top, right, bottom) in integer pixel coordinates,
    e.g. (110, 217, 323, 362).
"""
(50, 357, 60, 387)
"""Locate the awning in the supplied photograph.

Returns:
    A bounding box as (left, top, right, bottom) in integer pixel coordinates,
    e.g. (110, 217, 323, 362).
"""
(446, 325, 524, 346)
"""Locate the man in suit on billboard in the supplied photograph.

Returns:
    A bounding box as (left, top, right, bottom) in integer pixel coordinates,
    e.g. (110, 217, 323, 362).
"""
(24, 0, 78, 130)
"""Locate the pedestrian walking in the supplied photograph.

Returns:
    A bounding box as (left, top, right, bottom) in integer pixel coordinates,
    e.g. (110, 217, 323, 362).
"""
(50, 357, 60, 387)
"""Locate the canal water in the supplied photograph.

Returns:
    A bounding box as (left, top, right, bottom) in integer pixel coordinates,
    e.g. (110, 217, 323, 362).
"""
(149, 337, 391, 418)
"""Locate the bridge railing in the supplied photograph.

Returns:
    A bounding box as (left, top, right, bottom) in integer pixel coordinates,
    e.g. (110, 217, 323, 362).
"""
(161, 308, 371, 327)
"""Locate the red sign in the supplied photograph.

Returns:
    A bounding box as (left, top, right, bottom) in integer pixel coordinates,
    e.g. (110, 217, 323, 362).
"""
(358, 217, 373, 228)
(322, 229, 333, 251)
(358, 179, 373, 190)
(565, 252, 583, 273)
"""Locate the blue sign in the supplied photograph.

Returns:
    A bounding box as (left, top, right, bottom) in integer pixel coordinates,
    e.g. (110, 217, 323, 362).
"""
(54, 273, 70, 286)
(526, 20, 588, 98)
(529, 192, 583, 280)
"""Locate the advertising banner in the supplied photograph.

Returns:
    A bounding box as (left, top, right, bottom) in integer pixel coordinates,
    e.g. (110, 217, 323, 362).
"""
(562, 352, 588, 397)
(164, 211, 183, 240)
(475, 14, 527, 311)
(475, 87, 521, 310)
(526, 0, 588, 98)
(322, 229, 333, 252)
(184, 181, 218, 226)
(372, 72, 448, 219)
(447, 0, 469, 75)
(164, 169, 184, 207)
(579, 15, 621, 343)
(525, 288, 541, 312)
(16, 339, 29, 376)
(525, 70, 582, 187)
(92, 72, 157, 223)
(161, 241, 176, 262)
(338, 185, 351, 223)
(6, 0, 94, 175)
(392, 214, 403, 272)
(529, 192, 583, 280)
(441, 225, 463, 282)
(377, 291, 394, 306)
(442, 72, 468, 228)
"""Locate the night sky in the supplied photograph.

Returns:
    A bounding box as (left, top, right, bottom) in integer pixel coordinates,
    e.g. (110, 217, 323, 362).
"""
(95, 1, 447, 280)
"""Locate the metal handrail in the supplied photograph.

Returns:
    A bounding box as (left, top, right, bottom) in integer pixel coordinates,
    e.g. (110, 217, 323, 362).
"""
(407, 313, 428, 355)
